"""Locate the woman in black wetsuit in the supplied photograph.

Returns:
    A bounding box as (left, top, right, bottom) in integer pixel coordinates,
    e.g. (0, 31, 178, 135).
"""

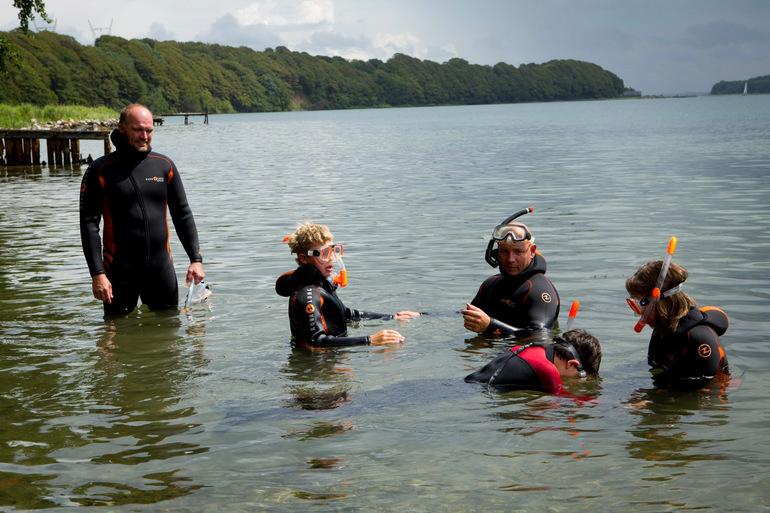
(276, 222, 419, 347)
(626, 260, 729, 388)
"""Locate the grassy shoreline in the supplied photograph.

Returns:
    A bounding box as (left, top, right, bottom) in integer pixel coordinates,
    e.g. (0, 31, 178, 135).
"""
(0, 103, 118, 129)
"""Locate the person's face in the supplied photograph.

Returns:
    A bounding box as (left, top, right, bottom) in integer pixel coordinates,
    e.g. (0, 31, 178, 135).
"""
(120, 107, 154, 152)
(298, 242, 335, 278)
(497, 239, 536, 276)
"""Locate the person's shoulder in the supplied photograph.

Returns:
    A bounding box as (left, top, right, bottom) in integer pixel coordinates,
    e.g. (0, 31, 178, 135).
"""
(292, 283, 322, 303)
(699, 306, 728, 335)
(480, 273, 503, 287)
(146, 151, 176, 167)
(87, 151, 119, 172)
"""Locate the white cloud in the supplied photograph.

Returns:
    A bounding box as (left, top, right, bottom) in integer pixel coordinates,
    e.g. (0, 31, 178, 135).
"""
(235, 0, 334, 27)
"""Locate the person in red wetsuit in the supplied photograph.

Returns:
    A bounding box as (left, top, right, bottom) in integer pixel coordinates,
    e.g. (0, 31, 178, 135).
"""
(463, 207, 560, 337)
(465, 329, 602, 394)
(79, 104, 204, 315)
(276, 222, 419, 347)
(626, 260, 729, 389)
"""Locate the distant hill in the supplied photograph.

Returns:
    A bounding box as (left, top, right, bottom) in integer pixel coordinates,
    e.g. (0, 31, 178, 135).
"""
(711, 74, 770, 95)
(0, 30, 626, 113)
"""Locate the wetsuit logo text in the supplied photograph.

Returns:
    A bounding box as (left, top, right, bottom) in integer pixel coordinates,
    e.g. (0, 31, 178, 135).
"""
(145, 176, 165, 183)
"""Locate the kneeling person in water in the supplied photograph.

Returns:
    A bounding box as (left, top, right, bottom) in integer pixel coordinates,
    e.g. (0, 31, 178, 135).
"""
(465, 329, 601, 394)
(276, 222, 419, 346)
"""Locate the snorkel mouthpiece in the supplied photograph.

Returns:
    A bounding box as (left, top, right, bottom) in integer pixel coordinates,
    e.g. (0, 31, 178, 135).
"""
(332, 257, 348, 288)
(485, 205, 535, 267)
(633, 236, 678, 333)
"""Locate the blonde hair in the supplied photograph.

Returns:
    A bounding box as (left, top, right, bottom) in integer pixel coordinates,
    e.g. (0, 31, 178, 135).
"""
(626, 260, 696, 332)
(286, 222, 333, 260)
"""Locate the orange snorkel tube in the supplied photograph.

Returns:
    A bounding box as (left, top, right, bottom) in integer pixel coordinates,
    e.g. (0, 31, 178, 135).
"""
(565, 300, 580, 332)
(633, 236, 678, 333)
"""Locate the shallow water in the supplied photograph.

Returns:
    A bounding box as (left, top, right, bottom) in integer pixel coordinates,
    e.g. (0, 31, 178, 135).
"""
(1, 95, 770, 511)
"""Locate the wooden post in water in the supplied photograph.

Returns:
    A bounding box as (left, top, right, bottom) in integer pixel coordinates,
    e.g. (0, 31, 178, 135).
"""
(31, 138, 40, 165)
(70, 139, 80, 164)
(63, 138, 71, 165)
(46, 137, 55, 165)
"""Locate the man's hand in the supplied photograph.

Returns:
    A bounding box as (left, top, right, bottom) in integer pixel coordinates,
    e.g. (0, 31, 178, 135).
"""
(394, 310, 420, 320)
(462, 303, 491, 333)
(186, 262, 205, 286)
(370, 329, 405, 345)
(92, 274, 113, 303)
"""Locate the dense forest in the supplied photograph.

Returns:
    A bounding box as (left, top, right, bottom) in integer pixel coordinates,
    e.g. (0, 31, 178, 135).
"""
(0, 30, 626, 113)
(711, 74, 770, 95)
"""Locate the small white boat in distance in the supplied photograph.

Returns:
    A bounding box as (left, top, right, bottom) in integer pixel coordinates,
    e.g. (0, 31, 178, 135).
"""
(743, 81, 748, 95)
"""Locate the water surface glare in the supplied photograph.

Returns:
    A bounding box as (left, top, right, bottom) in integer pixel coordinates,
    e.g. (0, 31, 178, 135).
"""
(1, 96, 770, 511)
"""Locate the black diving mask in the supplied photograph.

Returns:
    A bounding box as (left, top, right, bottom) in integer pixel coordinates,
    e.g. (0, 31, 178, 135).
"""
(553, 337, 587, 379)
(485, 206, 534, 267)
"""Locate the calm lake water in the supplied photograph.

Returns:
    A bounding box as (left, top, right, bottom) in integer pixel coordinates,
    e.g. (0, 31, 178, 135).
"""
(2, 95, 770, 511)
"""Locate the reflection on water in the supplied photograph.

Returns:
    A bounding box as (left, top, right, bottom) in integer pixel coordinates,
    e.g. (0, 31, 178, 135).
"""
(2, 96, 770, 510)
(0, 310, 210, 508)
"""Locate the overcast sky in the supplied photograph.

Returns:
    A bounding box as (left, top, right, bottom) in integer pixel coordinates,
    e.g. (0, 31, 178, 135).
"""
(2, 0, 769, 94)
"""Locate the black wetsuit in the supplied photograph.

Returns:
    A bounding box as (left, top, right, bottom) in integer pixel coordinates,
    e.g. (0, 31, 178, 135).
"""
(470, 254, 560, 336)
(465, 344, 564, 394)
(79, 130, 202, 315)
(275, 265, 392, 346)
(648, 306, 729, 388)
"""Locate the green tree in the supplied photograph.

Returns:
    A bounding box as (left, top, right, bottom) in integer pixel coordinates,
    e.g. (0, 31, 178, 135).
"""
(1, 0, 50, 72)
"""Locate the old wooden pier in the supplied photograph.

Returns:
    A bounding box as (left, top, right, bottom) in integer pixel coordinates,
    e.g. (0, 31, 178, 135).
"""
(154, 112, 209, 126)
(0, 129, 112, 166)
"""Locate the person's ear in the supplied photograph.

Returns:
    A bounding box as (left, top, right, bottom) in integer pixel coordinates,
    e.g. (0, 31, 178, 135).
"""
(298, 254, 308, 265)
(529, 243, 537, 255)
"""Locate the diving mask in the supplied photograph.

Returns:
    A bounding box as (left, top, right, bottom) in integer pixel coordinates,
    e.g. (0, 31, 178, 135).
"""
(626, 284, 682, 315)
(485, 206, 535, 267)
(302, 243, 343, 262)
(553, 336, 587, 379)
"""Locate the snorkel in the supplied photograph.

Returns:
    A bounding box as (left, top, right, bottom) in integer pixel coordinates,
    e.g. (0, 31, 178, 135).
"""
(331, 253, 348, 288)
(632, 236, 678, 333)
(565, 299, 580, 332)
(485, 206, 535, 267)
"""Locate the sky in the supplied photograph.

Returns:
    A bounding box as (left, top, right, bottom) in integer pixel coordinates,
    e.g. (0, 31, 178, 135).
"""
(2, 0, 769, 95)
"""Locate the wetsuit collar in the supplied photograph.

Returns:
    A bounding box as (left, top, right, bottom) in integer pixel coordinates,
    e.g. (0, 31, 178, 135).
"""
(110, 128, 152, 159)
(499, 253, 547, 281)
(275, 264, 336, 297)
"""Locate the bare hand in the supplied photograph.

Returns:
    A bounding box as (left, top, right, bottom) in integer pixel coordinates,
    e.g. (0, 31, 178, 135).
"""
(186, 262, 205, 286)
(370, 329, 405, 345)
(462, 303, 491, 333)
(92, 274, 113, 304)
(394, 310, 420, 320)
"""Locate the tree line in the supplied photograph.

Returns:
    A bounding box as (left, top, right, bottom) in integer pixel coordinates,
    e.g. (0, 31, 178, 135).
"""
(711, 75, 770, 95)
(0, 30, 626, 113)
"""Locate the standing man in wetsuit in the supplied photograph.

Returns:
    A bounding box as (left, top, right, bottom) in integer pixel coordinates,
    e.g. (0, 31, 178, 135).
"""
(80, 103, 204, 315)
(463, 208, 559, 336)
